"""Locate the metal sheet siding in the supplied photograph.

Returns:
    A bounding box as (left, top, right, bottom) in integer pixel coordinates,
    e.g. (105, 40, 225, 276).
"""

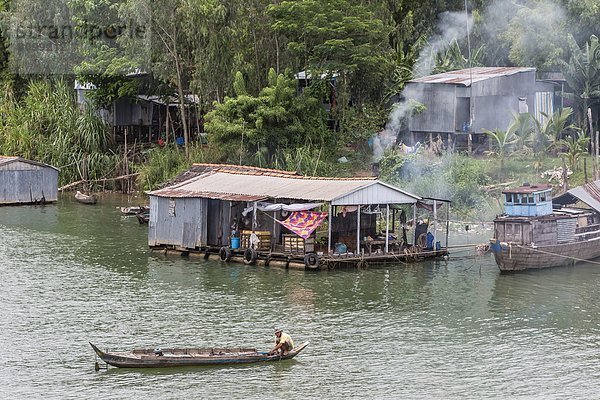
(332, 183, 418, 206)
(405, 84, 456, 133)
(535, 91, 553, 126)
(0, 165, 58, 204)
(557, 218, 576, 243)
(148, 196, 207, 248)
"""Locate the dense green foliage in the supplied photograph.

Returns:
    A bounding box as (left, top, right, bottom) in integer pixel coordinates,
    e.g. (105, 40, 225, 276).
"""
(0, 79, 119, 187)
(1, 0, 600, 217)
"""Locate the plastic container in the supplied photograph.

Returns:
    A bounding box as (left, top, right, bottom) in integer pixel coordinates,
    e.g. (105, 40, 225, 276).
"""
(335, 243, 347, 254)
(231, 237, 240, 249)
(426, 232, 435, 250)
(435, 241, 441, 251)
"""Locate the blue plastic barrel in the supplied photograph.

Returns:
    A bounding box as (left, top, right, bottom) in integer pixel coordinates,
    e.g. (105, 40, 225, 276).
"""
(231, 237, 240, 249)
(426, 232, 434, 250)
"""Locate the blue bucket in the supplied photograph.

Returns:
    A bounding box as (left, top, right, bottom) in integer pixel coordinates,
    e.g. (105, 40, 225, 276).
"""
(231, 237, 240, 249)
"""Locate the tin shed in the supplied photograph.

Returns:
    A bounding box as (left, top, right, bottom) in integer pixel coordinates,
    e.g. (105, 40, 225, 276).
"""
(0, 156, 59, 205)
(403, 67, 553, 151)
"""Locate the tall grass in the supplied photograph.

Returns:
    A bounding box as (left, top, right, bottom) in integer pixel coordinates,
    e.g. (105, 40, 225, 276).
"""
(0, 79, 118, 188)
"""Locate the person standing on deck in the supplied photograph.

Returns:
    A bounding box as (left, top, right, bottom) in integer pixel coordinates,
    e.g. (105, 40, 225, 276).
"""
(268, 328, 294, 356)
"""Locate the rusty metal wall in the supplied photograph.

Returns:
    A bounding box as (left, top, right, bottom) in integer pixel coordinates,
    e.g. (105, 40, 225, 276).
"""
(148, 196, 207, 248)
(0, 161, 58, 204)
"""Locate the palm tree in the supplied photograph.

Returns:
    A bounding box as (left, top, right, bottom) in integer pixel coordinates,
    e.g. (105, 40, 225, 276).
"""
(558, 35, 600, 131)
(533, 107, 577, 154)
(483, 128, 518, 172)
(559, 134, 590, 171)
(507, 112, 536, 153)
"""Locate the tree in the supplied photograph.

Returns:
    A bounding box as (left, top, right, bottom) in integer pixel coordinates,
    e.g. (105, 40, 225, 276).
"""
(500, 1, 567, 72)
(559, 134, 590, 171)
(533, 107, 576, 154)
(205, 69, 332, 168)
(558, 34, 600, 132)
(269, 0, 393, 108)
(483, 128, 518, 172)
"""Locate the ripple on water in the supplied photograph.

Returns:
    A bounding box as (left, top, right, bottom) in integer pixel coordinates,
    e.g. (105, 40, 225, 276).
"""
(2, 201, 600, 399)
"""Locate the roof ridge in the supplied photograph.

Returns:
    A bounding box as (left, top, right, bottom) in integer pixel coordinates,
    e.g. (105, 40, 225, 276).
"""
(191, 163, 377, 180)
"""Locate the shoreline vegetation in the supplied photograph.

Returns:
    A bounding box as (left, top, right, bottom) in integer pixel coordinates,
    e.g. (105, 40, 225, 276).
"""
(1, 1, 600, 222)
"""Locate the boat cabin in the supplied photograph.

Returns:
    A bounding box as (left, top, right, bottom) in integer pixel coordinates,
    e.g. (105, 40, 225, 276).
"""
(494, 182, 600, 247)
(503, 184, 552, 217)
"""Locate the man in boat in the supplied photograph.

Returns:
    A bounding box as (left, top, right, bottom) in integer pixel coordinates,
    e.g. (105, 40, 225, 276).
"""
(268, 328, 294, 356)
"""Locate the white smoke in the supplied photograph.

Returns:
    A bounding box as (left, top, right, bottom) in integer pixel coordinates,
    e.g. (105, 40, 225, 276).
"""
(413, 11, 473, 78)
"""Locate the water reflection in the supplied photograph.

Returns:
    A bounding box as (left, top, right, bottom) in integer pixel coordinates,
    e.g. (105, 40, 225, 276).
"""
(2, 195, 600, 398)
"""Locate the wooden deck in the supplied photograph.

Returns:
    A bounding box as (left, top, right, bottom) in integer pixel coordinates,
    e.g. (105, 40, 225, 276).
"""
(150, 245, 450, 270)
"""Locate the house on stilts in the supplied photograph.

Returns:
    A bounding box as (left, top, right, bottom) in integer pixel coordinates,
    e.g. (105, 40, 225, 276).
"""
(146, 164, 450, 270)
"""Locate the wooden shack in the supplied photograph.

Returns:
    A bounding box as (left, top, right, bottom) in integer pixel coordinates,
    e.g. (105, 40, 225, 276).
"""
(147, 164, 450, 269)
(0, 156, 59, 205)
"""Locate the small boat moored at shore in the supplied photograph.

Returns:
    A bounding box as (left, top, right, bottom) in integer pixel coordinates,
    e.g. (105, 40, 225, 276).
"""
(90, 341, 308, 369)
(120, 205, 148, 215)
(490, 181, 600, 271)
(75, 190, 97, 205)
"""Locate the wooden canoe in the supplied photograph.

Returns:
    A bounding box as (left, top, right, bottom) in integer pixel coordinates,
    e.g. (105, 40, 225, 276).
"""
(75, 191, 97, 205)
(120, 206, 148, 215)
(90, 341, 309, 368)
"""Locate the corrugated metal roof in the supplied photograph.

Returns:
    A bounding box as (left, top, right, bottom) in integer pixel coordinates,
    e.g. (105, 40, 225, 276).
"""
(408, 67, 536, 86)
(160, 163, 302, 188)
(148, 165, 420, 204)
(554, 180, 600, 213)
(502, 184, 552, 194)
(0, 156, 60, 171)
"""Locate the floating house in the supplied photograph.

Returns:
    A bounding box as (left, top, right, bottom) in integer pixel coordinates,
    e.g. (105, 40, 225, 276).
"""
(403, 67, 558, 152)
(147, 164, 449, 270)
(0, 156, 59, 205)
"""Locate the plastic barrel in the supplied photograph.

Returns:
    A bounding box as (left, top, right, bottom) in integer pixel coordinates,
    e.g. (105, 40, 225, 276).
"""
(231, 237, 240, 249)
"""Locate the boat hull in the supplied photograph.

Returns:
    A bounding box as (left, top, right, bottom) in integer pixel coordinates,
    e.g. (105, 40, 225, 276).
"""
(490, 238, 600, 271)
(90, 342, 308, 368)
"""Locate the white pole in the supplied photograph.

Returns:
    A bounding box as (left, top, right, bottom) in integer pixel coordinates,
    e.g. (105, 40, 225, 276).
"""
(252, 202, 257, 232)
(356, 206, 361, 254)
(385, 204, 390, 253)
(433, 200, 437, 250)
(412, 203, 417, 244)
(328, 204, 333, 254)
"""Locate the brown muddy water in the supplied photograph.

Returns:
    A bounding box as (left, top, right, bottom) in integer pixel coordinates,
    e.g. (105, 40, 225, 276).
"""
(1, 193, 599, 399)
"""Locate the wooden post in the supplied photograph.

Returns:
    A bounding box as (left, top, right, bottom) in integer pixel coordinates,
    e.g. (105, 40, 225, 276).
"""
(124, 127, 129, 194)
(328, 204, 333, 254)
(385, 204, 390, 253)
(356, 205, 361, 254)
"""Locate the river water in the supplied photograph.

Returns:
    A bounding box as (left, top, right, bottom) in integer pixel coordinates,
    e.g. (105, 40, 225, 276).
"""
(1, 194, 599, 399)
